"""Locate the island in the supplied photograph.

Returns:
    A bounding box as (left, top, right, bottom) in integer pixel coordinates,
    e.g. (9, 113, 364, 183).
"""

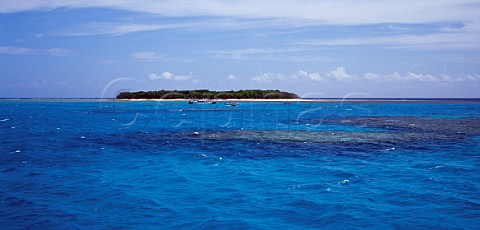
(116, 89, 299, 100)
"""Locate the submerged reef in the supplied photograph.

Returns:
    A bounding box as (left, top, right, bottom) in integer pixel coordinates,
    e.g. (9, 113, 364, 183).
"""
(191, 116, 480, 147)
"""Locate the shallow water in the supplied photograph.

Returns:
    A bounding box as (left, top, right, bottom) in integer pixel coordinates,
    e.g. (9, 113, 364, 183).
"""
(1, 100, 479, 229)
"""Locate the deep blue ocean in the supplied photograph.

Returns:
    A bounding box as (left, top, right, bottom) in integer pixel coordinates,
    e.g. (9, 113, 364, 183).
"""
(1, 99, 479, 229)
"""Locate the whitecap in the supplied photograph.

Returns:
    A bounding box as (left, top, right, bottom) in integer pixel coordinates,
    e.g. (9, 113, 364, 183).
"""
(9, 150, 21, 154)
(0, 118, 9, 122)
(338, 179, 350, 185)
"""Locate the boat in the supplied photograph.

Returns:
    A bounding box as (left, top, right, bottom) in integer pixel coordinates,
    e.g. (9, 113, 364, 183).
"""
(188, 99, 217, 104)
(224, 101, 239, 106)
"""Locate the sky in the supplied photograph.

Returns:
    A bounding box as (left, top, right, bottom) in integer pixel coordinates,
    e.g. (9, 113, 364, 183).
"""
(1, 0, 480, 98)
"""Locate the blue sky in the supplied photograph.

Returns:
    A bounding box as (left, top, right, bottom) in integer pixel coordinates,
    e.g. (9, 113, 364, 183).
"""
(1, 0, 480, 98)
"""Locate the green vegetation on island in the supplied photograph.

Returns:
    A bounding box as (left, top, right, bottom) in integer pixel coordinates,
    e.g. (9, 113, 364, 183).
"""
(116, 89, 299, 100)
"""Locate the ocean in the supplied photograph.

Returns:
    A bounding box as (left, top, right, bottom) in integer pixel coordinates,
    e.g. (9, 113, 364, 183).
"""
(1, 99, 479, 229)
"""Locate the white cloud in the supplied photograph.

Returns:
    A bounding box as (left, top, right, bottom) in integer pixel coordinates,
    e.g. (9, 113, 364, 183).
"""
(360, 72, 439, 82)
(2, 1, 478, 25)
(227, 74, 237, 80)
(440, 74, 454, 82)
(132, 52, 164, 61)
(131, 51, 194, 63)
(251, 73, 286, 83)
(5, 1, 478, 51)
(149, 71, 192, 81)
(251, 67, 480, 84)
(211, 47, 337, 62)
(211, 48, 297, 60)
(48, 48, 71, 56)
(162, 72, 174, 79)
(327, 67, 356, 81)
(0, 46, 72, 56)
(404, 72, 438, 82)
(360, 71, 480, 82)
(57, 18, 315, 37)
(0, 46, 36, 55)
(60, 22, 193, 36)
(297, 27, 480, 50)
(364, 72, 381, 81)
(295, 70, 323, 82)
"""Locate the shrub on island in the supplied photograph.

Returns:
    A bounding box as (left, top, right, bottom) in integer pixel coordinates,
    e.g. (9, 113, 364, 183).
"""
(116, 89, 299, 100)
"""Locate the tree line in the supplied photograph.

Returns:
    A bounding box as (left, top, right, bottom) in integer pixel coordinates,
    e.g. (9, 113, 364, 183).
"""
(116, 89, 299, 99)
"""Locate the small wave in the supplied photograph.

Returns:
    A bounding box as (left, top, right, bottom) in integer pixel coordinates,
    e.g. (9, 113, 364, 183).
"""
(383, 147, 396, 151)
(9, 150, 21, 154)
(0, 118, 10, 122)
(286, 184, 306, 190)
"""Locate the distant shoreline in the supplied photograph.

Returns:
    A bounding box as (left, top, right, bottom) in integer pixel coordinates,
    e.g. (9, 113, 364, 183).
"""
(115, 89, 300, 100)
(0, 98, 479, 104)
(115, 98, 480, 104)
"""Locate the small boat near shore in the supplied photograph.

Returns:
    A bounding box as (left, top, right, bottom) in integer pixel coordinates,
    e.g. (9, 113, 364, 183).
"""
(224, 101, 239, 106)
(188, 99, 217, 104)
(187, 99, 240, 106)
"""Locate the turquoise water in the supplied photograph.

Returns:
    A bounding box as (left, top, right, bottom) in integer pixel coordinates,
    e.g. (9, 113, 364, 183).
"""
(1, 100, 479, 229)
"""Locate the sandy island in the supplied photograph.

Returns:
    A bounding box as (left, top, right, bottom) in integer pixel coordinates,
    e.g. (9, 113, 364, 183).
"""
(115, 98, 480, 104)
